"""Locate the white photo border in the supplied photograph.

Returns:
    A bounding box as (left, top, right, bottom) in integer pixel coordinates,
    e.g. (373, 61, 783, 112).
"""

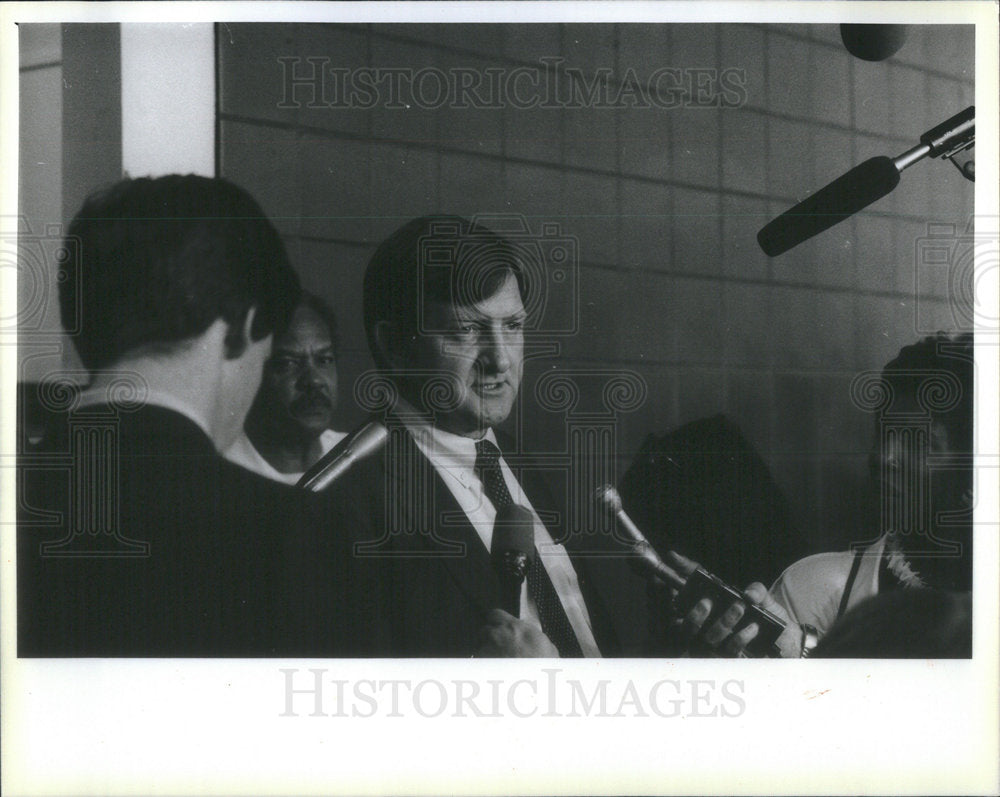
(2, 2, 997, 795)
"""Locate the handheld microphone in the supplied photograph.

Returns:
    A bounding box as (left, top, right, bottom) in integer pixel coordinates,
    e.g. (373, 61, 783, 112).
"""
(758, 106, 975, 257)
(297, 420, 388, 491)
(491, 504, 536, 617)
(594, 484, 787, 656)
(593, 485, 685, 589)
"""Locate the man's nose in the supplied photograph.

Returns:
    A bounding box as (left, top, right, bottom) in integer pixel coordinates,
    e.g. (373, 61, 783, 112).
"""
(878, 446, 900, 470)
(479, 327, 511, 373)
(297, 362, 325, 389)
(876, 430, 921, 474)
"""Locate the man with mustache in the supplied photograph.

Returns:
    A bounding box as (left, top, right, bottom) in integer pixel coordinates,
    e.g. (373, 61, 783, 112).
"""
(17, 175, 374, 656)
(226, 292, 347, 484)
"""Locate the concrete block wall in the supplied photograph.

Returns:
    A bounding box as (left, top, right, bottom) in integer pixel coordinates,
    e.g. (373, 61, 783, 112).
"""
(218, 22, 974, 553)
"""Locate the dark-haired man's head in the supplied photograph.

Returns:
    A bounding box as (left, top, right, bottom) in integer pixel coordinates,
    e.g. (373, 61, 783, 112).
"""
(62, 174, 299, 370)
(61, 174, 300, 446)
(813, 589, 971, 658)
(363, 215, 529, 438)
(245, 292, 339, 454)
(868, 333, 974, 590)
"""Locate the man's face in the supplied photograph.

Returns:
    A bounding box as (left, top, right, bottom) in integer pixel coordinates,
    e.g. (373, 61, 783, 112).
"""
(403, 271, 526, 438)
(259, 304, 338, 440)
(868, 395, 972, 588)
(868, 397, 967, 519)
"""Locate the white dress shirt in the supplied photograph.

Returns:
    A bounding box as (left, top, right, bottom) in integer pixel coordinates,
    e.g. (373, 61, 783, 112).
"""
(403, 415, 602, 657)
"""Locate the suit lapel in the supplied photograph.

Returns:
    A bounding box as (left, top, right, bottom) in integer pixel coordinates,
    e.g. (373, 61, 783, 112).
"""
(382, 425, 501, 619)
(509, 451, 623, 656)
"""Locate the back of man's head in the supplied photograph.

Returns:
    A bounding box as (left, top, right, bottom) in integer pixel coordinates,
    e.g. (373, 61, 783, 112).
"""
(61, 174, 300, 371)
(813, 588, 971, 658)
(362, 215, 527, 369)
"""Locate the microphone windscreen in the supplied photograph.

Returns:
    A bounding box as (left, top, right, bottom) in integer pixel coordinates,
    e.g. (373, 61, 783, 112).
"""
(491, 503, 536, 562)
(594, 484, 623, 514)
(757, 156, 900, 257)
(840, 24, 908, 62)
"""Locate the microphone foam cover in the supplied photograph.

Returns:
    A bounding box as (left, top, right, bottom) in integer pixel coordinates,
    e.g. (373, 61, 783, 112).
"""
(757, 156, 900, 257)
(491, 504, 536, 561)
(840, 24, 908, 62)
(594, 483, 623, 513)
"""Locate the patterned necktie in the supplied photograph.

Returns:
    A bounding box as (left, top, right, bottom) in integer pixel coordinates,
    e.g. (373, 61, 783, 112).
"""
(474, 439, 584, 658)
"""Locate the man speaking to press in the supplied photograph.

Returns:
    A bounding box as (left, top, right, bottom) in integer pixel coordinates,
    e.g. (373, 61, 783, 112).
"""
(318, 215, 625, 657)
(304, 214, 774, 658)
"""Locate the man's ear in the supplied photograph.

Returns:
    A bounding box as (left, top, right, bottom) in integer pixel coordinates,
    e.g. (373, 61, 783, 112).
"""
(224, 307, 257, 360)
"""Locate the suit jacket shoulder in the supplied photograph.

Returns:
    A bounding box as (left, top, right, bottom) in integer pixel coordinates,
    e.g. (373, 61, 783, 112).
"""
(18, 404, 361, 656)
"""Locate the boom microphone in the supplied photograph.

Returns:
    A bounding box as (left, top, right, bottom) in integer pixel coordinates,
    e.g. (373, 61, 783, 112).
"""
(840, 24, 908, 62)
(297, 420, 388, 491)
(491, 504, 536, 617)
(758, 106, 975, 257)
(757, 157, 900, 257)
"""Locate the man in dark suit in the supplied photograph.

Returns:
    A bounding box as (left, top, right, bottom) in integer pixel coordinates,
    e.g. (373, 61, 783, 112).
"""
(18, 175, 372, 657)
(326, 216, 623, 657)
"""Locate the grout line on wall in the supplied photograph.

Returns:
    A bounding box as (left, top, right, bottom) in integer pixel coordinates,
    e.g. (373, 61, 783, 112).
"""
(219, 111, 959, 220)
(19, 60, 62, 73)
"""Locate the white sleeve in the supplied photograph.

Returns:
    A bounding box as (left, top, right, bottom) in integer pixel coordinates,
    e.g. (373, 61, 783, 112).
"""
(769, 552, 857, 637)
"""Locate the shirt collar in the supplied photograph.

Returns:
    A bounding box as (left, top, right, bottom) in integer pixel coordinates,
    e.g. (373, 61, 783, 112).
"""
(396, 399, 498, 491)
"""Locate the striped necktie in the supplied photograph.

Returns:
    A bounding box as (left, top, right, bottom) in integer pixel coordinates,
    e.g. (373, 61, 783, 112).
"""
(474, 439, 583, 658)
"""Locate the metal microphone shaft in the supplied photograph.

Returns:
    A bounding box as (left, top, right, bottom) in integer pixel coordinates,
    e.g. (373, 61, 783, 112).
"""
(594, 485, 686, 589)
(595, 483, 788, 656)
(297, 420, 388, 491)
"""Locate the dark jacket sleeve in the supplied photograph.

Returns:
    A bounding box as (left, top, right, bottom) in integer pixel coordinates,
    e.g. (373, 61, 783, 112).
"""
(279, 483, 394, 657)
